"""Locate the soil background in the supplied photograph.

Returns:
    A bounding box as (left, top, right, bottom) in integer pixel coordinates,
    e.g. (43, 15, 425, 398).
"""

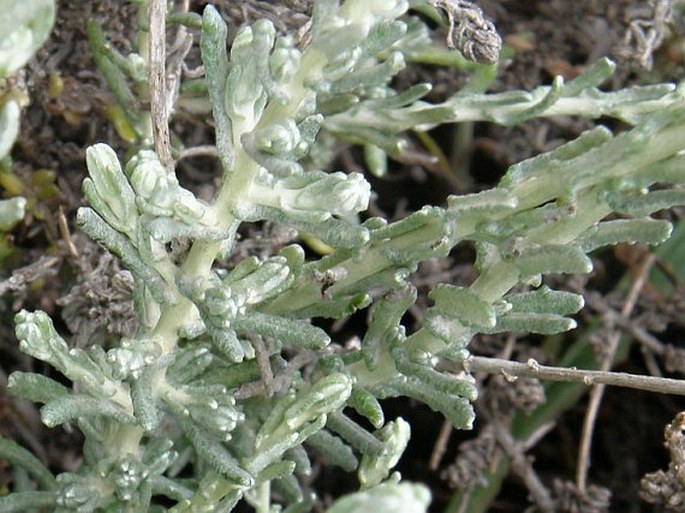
(1, 1, 685, 512)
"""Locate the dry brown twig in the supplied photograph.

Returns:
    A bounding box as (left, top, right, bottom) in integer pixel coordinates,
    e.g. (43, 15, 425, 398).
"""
(429, 0, 502, 64)
(148, 0, 194, 170)
(576, 253, 657, 492)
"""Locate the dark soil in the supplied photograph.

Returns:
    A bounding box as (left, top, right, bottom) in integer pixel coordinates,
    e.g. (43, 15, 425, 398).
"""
(1, 1, 684, 512)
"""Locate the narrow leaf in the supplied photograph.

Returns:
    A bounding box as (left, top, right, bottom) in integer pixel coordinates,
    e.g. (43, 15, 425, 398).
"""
(305, 430, 358, 472)
(511, 245, 593, 276)
(7, 371, 69, 404)
(326, 411, 385, 456)
(489, 312, 577, 335)
(579, 218, 673, 252)
(428, 284, 496, 329)
(505, 286, 584, 316)
(0, 436, 56, 490)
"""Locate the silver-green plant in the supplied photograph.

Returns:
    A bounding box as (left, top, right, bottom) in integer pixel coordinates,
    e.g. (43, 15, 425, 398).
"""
(0, 0, 55, 231)
(3, 1, 685, 512)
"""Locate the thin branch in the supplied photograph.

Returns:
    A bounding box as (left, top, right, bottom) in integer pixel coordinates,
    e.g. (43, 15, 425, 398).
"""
(57, 205, 80, 258)
(464, 354, 685, 396)
(149, 0, 173, 170)
(576, 252, 656, 492)
(584, 290, 665, 354)
(0, 255, 62, 296)
(491, 421, 555, 513)
(429, 419, 453, 471)
(177, 145, 219, 161)
(166, 0, 193, 117)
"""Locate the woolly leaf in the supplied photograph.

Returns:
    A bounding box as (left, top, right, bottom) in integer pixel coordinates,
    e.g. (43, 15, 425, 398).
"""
(283, 374, 353, 432)
(501, 126, 613, 187)
(326, 482, 430, 513)
(0, 491, 56, 513)
(233, 312, 331, 350)
(362, 285, 416, 367)
(326, 411, 385, 456)
(358, 417, 411, 488)
(447, 189, 518, 216)
(201, 5, 234, 170)
(510, 245, 593, 276)
(428, 284, 495, 329)
(305, 430, 359, 472)
(255, 460, 297, 484)
(350, 386, 385, 429)
(131, 368, 160, 431)
(177, 414, 254, 487)
(605, 189, 685, 217)
(0, 100, 20, 160)
(489, 312, 577, 335)
(563, 57, 615, 97)
(578, 218, 673, 252)
(7, 371, 69, 404)
(392, 348, 478, 401)
(40, 395, 136, 428)
(0, 436, 56, 491)
(504, 286, 584, 316)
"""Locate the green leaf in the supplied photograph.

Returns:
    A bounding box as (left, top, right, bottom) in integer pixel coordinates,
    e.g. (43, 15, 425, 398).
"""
(447, 189, 518, 216)
(233, 312, 331, 350)
(428, 284, 496, 329)
(362, 285, 416, 367)
(177, 413, 254, 487)
(0, 196, 26, 231)
(0, 491, 56, 513)
(40, 395, 136, 427)
(510, 245, 593, 276)
(305, 430, 359, 472)
(605, 189, 685, 217)
(0, 436, 56, 490)
(504, 286, 584, 316)
(326, 482, 430, 513)
(326, 411, 385, 456)
(84, 143, 138, 235)
(489, 312, 577, 335)
(358, 418, 411, 488)
(201, 5, 234, 171)
(350, 386, 385, 429)
(0, 0, 55, 77)
(0, 100, 20, 160)
(563, 57, 615, 97)
(7, 371, 69, 404)
(578, 218, 672, 252)
(283, 374, 353, 432)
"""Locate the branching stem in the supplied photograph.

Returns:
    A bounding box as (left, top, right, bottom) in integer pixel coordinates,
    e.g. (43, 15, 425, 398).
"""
(464, 354, 685, 396)
(149, 0, 173, 170)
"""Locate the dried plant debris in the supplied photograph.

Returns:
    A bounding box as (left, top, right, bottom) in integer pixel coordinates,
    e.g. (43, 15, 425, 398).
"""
(614, 0, 674, 70)
(486, 374, 546, 416)
(442, 426, 498, 490)
(640, 412, 685, 511)
(57, 240, 137, 347)
(430, 0, 502, 64)
(215, 0, 311, 35)
(552, 479, 612, 513)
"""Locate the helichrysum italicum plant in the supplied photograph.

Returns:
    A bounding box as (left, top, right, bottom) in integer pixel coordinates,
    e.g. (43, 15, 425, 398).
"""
(2, 1, 685, 512)
(0, 0, 55, 239)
